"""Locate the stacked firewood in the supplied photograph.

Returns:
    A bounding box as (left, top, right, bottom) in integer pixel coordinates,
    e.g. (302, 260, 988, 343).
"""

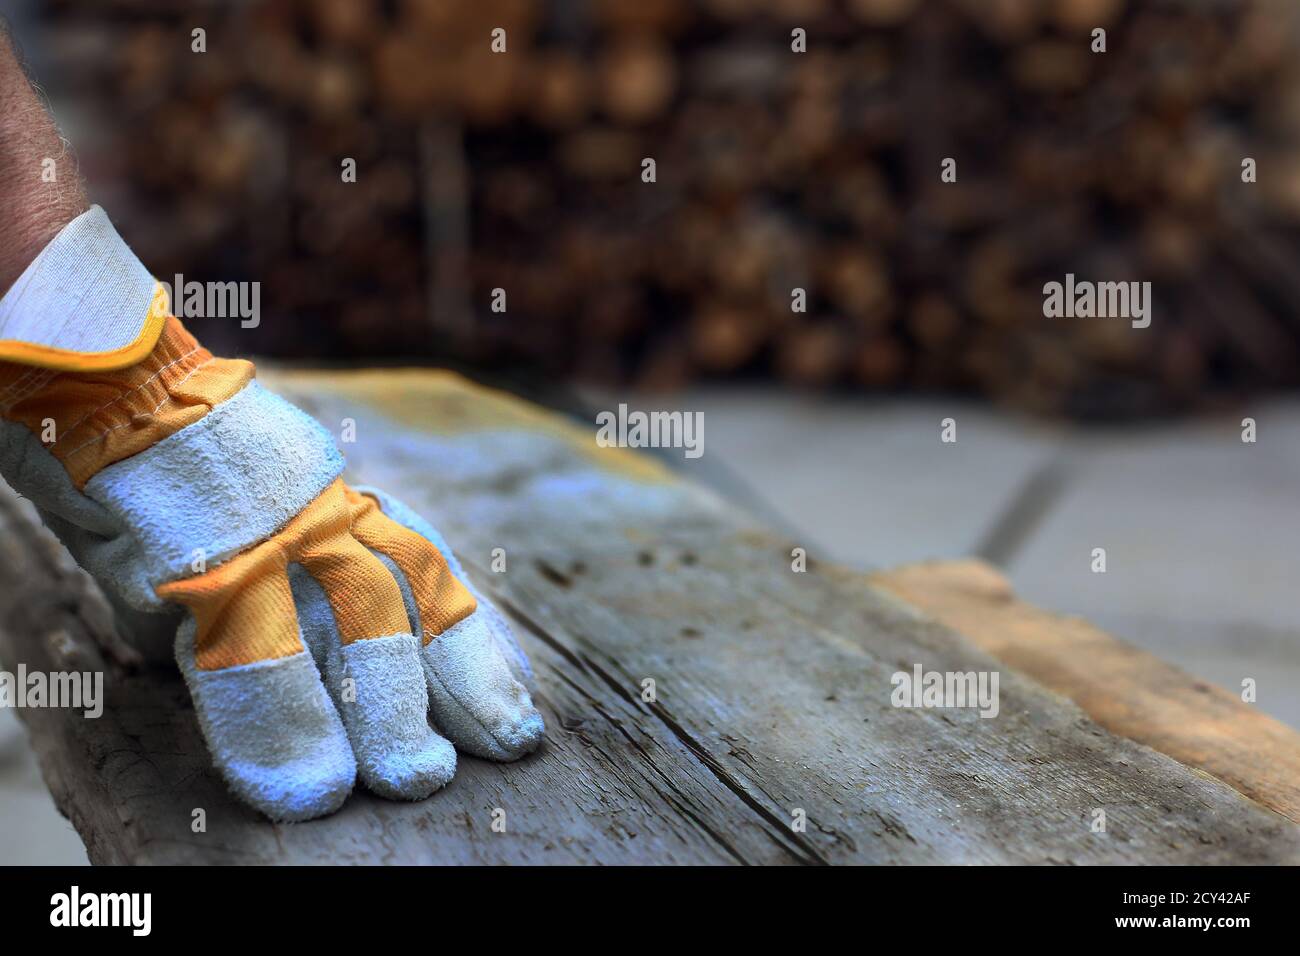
(37, 0, 1300, 415)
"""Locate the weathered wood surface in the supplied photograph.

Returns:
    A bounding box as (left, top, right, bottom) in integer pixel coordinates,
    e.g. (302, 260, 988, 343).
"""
(0, 368, 1297, 864)
(873, 559, 1300, 824)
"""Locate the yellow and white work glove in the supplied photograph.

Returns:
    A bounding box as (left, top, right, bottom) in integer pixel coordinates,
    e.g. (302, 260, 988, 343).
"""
(0, 207, 544, 820)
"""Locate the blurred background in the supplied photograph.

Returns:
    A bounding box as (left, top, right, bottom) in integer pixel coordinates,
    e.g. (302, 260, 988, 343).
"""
(21, 0, 1300, 416)
(3, 0, 1300, 862)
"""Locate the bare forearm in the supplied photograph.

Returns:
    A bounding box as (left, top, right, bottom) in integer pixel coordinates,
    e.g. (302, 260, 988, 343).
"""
(0, 23, 87, 294)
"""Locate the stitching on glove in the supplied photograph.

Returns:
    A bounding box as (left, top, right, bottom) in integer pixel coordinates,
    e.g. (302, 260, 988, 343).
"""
(63, 357, 214, 461)
(0, 367, 41, 406)
(52, 343, 203, 447)
(0, 368, 56, 410)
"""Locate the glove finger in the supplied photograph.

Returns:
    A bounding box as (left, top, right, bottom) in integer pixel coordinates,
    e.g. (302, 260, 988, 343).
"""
(351, 484, 534, 684)
(470, 587, 534, 686)
(293, 528, 456, 800)
(161, 557, 355, 822)
(349, 486, 544, 762)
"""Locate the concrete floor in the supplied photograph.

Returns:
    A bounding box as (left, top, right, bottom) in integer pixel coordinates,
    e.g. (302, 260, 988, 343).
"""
(3, 389, 1297, 864)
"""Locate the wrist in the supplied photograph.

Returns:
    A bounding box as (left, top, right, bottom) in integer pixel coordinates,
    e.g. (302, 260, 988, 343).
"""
(0, 25, 88, 294)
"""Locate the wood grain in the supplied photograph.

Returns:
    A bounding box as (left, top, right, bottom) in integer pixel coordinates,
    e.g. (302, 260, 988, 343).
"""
(0, 369, 1295, 863)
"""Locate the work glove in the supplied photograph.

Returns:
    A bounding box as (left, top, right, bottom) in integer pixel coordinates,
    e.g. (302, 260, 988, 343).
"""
(0, 207, 544, 821)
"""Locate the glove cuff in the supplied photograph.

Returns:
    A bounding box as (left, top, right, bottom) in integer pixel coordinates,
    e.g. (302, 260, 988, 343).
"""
(0, 206, 166, 371)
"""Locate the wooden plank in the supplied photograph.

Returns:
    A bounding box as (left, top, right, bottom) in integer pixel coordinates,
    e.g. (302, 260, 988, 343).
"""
(0, 368, 1296, 864)
(872, 558, 1300, 825)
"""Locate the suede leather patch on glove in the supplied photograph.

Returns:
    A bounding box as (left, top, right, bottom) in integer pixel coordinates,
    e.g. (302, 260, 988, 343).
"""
(0, 209, 544, 821)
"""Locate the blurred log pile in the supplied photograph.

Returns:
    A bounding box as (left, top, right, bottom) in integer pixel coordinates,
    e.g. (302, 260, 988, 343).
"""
(37, 0, 1300, 415)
